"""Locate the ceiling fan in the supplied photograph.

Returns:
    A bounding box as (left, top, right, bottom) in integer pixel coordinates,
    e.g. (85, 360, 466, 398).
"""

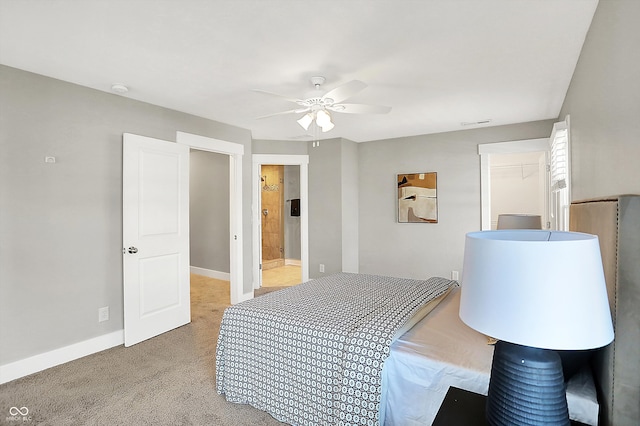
(254, 76, 391, 133)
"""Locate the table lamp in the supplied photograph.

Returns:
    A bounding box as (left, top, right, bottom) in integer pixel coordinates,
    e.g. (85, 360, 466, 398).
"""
(497, 213, 542, 230)
(459, 230, 614, 425)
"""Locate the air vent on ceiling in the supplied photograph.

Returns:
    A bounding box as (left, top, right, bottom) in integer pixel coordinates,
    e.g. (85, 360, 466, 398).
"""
(461, 119, 492, 126)
(111, 83, 129, 94)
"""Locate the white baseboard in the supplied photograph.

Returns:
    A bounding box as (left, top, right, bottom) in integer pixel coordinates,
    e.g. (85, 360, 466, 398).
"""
(285, 259, 301, 266)
(190, 266, 230, 281)
(0, 329, 124, 385)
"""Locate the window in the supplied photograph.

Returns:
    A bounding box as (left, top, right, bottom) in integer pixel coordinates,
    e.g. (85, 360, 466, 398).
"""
(549, 117, 571, 231)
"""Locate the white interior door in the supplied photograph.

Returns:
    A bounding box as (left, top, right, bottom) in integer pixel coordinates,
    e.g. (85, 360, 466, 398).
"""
(123, 133, 190, 347)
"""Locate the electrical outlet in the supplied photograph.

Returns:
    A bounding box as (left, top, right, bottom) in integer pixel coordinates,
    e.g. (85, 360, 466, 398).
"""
(98, 306, 109, 322)
(319, 264, 325, 273)
(451, 270, 459, 280)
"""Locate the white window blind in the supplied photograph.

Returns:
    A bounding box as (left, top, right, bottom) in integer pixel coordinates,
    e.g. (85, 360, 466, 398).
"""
(551, 129, 568, 191)
(549, 119, 571, 231)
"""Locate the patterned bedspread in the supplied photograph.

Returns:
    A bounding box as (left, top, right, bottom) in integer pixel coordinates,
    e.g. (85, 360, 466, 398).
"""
(216, 273, 455, 426)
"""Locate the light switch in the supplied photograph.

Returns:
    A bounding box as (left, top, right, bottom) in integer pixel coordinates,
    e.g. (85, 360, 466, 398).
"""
(98, 306, 109, 322)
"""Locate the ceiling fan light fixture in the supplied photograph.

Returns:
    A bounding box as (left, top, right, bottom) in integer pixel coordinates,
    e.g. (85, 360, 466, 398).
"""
(255, 77, 389, 136)
(316, 109, 334, 132)
(297, 113, 313, 131)
(316, 109, 332, 126)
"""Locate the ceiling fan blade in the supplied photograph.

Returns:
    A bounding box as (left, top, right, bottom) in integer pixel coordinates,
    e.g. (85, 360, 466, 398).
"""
(322, 80, 367, 103)
(329, 103, 392, 114)
(256, 108, 310, 119)
(252, 89, 304, 104)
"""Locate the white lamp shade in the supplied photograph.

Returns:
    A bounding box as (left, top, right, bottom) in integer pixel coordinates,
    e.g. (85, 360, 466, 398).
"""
(297, 113, 313, 131)
(459, 230, 614, 350)
(316, 109, 332, 126)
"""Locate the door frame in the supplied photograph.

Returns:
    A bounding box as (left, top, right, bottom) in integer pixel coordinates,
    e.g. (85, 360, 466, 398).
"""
(478, 138, 550, 230)
(252, 154, 309, 289)
(176, 132, 249, 304)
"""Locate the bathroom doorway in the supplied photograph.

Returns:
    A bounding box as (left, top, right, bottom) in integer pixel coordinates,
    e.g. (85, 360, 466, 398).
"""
(260, 164, 302, 287)
(252, 154, 309, 290)
(260, 165, 285, 270)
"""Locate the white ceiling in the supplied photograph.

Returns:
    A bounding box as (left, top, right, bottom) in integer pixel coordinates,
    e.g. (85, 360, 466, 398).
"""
(0, 0, 598, 143)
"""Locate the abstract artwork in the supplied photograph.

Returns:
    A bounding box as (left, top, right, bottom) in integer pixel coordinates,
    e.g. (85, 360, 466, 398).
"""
(397, 172, 438, 223)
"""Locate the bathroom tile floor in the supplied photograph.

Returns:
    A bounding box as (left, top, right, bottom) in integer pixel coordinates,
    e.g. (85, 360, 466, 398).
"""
(261, 265, 302, 287)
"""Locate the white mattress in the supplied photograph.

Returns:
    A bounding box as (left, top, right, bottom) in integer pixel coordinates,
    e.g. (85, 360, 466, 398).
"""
(380, 287, 599, 426)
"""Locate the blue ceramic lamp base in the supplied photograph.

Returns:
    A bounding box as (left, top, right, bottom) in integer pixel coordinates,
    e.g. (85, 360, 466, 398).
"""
(486, 341, 570, 426)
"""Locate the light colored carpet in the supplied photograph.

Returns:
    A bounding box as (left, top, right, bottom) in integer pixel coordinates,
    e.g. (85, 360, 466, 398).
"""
(0, 275, 289, 425)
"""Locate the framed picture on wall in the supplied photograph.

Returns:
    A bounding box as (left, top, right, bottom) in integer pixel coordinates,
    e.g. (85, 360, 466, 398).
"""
(397, 172, 438, 223)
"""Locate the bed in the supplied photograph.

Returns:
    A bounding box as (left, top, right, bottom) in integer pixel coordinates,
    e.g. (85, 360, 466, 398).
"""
(217, 195, 639, 426)
(216, 273, 456, 425)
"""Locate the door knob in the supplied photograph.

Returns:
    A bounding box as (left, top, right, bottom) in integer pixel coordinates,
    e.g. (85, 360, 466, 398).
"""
(128, 247, 138, 254)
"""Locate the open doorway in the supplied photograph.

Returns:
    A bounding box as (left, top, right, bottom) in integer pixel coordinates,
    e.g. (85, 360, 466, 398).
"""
(489, 151, 547, 229)
(260, 164, 302, 287)
(176, 132, 247, 305)
(479, 138, 550, 230)
(253, 154, 309, 290)
(189, 149, 231, 297)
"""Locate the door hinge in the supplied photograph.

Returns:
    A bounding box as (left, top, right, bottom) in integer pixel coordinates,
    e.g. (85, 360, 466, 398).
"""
(259, 264, 262, 270)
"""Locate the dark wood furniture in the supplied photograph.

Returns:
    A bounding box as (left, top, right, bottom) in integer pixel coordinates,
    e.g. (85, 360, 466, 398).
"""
(432, 386, 488, 426)
(432, 386, 589, 426)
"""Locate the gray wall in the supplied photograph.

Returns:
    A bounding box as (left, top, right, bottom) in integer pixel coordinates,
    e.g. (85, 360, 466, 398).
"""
(0, 65, 252, 364)
(308, 139, 343, 278)
(306, 138, 360, 277)
(357, 121, 555, 280)
(252, 139, 308, 156)
(341, 139, 359, 273)
(559, 0, 640, 201)
(189, 150, 230, 272)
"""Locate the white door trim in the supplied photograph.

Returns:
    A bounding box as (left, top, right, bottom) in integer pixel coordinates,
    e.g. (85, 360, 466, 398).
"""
(478, 138, 550, 230)
(252, 154, 309, 289)
(176, 132, 249, 305)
